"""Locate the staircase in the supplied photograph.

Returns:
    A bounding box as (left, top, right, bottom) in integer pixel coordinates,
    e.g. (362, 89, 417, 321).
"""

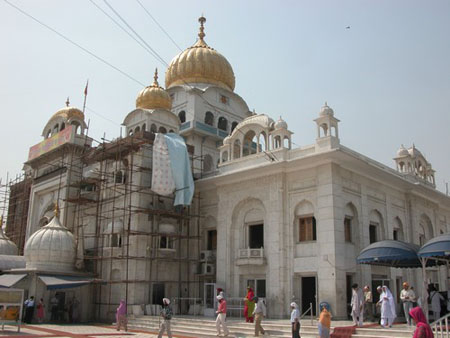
(352, 325, 414, 338)
(128, 315, 321, 337)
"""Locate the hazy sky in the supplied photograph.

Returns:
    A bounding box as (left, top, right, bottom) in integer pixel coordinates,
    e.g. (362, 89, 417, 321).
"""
(1, 0, 449, 192)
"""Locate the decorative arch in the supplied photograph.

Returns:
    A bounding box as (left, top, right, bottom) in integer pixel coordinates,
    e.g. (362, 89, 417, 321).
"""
(150, 124, 157, 133)
(231, 198, 266, 250)
(135, 126, 140, 133)
(294, 200, 316, 242)
(393, 216, 404, 241)
(243, 130, 256, 156)
(158, 126, 167, 134)
(142, 123, 146, 131)
(369, 209, 385, 243)
(344, 202, 359, 244)
(419, 213, 433, 245)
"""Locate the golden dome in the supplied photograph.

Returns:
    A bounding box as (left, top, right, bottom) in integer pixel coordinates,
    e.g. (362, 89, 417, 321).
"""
(51, 98, 85, 121)
(165, 16, 235, 92)
(136, 69, 172, 110)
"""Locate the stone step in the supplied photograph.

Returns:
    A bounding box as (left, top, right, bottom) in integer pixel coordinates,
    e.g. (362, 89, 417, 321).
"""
(353, 326, 414, 338)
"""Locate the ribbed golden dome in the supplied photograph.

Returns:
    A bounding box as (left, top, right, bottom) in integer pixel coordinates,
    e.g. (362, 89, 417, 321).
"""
(165, 16, 235, 92)
(51, 98, 84, 121)
(136, 69, 172, 110)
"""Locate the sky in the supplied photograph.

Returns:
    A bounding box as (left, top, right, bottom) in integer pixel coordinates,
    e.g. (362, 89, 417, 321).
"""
(0, 0, 449, 192)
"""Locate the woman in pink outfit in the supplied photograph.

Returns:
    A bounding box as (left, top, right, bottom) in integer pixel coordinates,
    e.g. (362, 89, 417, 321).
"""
(37, 298, 45, 323)
(116, 300, 127, 331)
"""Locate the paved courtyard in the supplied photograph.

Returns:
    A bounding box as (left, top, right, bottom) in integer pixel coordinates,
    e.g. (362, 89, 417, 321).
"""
(0, 324, 192, 338)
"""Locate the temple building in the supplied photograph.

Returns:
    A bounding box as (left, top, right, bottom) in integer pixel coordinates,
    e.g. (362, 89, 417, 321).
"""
(1, 16, 450, 321)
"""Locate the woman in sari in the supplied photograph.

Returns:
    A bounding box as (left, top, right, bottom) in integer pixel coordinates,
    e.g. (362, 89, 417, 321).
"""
(244, 286, 255, 323)
(410, 306, 433, 338)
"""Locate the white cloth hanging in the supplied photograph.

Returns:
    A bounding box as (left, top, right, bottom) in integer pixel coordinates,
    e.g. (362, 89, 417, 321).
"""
(151, 133, 175, 196)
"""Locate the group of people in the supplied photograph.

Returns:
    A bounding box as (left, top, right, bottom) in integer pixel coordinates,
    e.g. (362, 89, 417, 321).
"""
(22, 294, 80, 324)
(23, 296, 46, 324)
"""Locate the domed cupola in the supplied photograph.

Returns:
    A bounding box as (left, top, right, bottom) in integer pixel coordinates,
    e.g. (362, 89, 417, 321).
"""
(275, 116, 288, 130)
(0, 216, 18, 256)
(165, 16, 236, 92)
(24, 204, 76, 272)
(319, 102, 334, 117)
(136, 69, 172, 110)
(396, 144, 409, 157)
(42, 98, 87, 139)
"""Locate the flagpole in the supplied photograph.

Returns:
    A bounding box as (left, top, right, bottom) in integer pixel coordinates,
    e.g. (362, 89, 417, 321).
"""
(82, 80, 89, 114)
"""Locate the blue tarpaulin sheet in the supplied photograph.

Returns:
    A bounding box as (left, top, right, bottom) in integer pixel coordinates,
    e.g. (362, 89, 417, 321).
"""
(357, 240, 421, 268)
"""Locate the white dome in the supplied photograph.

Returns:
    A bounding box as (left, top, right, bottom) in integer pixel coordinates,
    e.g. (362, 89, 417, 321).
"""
(275, 117, 288, 130)
(396, 145, 409, 157)
(319, 102, 334, 117)
(0, 228, 18, 256)
(24, 215, 76, 272)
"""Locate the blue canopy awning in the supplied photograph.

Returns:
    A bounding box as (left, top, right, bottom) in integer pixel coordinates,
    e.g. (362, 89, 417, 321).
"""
(38, 275, 94, 290)
(357, 240, 421, 268)
(418, 233, 450, 259)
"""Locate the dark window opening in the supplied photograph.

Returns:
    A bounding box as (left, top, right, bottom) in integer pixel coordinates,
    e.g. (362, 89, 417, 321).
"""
(218, 117, 228, 131)
(369, 224, 377, 244)
(393, 229, 398, 241)
(249, 224, 264, 248)
(178, 110, 186, 123)
(256, 279, 266, 297)
(344, 217, 352, 242)
(231, 122, 238, 133)
(152, 283, 165, 306)
(207, 230, 217, 250)
(299, 216, 316, 242)
(158, 126, 167, 134)
(204, 111, 214, 126)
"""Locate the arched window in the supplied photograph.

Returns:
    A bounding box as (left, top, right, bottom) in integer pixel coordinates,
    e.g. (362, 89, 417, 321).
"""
(142, 123, 146, 131)
(231, 121, 238, 133)
(369, 210, 384, 244)
(169, 129, 174, 133)
(60, 122, 65, 131)
(393, 217, 404, 241)
(243, 131, 256, 156)
(158, 126, 167, 134)
(204, 111, 214, 126)
(115, 170, 126, 184)
(71, 121, 81, 134)
(178, 110, 186, 123)
(233, 139, 241, 159)
(203, 154, 213, 172)
(258, 132, 267, 152)
(135, 126, 140, 133)
(45, 129, 51, 139)
(53, 124, 59, 134)
(218, 117, 228, 131)
(344, 203, 359, 243)
(150, 124, 157, 133)
(295, 201, 316, 242)
(128, 129, 133, 136)
(222, 151, 229, 163)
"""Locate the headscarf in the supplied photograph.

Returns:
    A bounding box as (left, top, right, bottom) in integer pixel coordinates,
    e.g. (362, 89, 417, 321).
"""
(290, 302, 298, 308)
(116, 300, 127, 318)
(410, 307, 433, 338)
(163, 298, 170, 305)
(381, 286, 396, 319)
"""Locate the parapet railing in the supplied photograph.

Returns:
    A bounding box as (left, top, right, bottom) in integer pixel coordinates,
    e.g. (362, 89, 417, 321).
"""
(431, 312, 450, 338)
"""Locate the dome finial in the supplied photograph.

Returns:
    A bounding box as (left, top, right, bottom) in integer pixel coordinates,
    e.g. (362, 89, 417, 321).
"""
(54, 202, 60, 218)
(153, 68, 159, 87)
(66, 97, 70, 107)
(198, 15, 206, 41)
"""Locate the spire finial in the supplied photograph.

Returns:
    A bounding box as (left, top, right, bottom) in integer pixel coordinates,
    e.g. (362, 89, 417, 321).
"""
(152, 68, 159, 87)
(198, 15, 206, 41)
(66, 97, 70, 107)
(325, 101, 328, 106)
(54, 202, 60, 218)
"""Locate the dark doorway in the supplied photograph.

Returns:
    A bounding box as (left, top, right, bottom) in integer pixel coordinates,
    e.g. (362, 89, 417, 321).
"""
(249, 224, 264, 248)
(371, 279, 390, 304)
(152, 283, 165, 306)
(301, 277, 316, 315)
(346, 275, 353, 319)
(207, 230, 217, 250)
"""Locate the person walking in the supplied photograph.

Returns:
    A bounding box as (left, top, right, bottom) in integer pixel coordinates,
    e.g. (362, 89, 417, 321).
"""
(429, 285, 444, 321)
(253, 296, 266, 336)
(351, 283, 364, 326)
(115, 300, 128, 332)
(409, 307, 433, 338)
(216, 294, 229, 337)
(400, 282, 415, 325)
(290, 302, 301, 338)
(158, 298, 173, 338)
(318, 302, 331, 338)
(50, 295, 58, 321)
(363, 286, 374, 322)
(36, 298, 45, 323)
(24, 296, 35, 324)
(377, 286, 396, 328)
(244, 286, 255, 323)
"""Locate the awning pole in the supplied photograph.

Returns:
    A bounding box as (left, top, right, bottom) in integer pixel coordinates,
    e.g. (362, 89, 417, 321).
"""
(421, 258, 429, 321)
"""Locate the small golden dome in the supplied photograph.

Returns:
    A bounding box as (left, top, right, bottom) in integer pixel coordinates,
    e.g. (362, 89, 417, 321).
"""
(165, 16, 235, 92)
(51, 98, 85, 121)
(136, 69, 172, 110)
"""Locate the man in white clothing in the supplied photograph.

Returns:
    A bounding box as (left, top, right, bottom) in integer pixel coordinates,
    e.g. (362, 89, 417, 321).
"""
(351, 283, 364, 326)
(400, 282, 415, 326)
(430, 285, 444, 321)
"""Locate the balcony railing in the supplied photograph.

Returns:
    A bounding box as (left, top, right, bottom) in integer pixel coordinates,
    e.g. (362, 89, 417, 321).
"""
(236, 247, 265, 266)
